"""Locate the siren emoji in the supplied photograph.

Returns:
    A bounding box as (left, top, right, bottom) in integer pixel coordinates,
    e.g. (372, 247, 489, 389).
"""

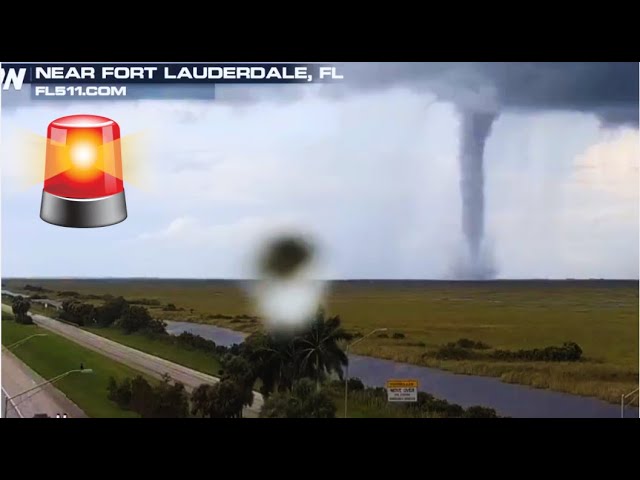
(40, 114, 127, 228)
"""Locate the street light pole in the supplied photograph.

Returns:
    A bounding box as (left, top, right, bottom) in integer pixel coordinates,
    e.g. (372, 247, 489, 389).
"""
(3, 368, 92, 418)
(5, 333, 48, 350)
(620, 387, 639, 418)
(344, 328, 387, 418)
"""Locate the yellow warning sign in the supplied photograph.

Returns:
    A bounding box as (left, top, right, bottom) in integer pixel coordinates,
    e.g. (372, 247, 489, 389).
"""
(386, 379, 419, 389)
(386, 379, 419, 402)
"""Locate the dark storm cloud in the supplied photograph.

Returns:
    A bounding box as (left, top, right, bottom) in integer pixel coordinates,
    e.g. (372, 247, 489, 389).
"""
(329, 62, 637, 280)
(335, 62, 639, 125)
(486, 63, 637, 109)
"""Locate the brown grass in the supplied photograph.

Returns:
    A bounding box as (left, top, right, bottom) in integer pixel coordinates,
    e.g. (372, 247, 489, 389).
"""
(5, 278, 638, 404)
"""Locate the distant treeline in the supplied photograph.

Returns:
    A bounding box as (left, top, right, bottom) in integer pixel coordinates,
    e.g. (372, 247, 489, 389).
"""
(99, 309, 500, 418)
(23, 284, 52, 293)
(60, 297, 165, 334)
(58, 297, 244, 361)
(434, 338, 583, 362)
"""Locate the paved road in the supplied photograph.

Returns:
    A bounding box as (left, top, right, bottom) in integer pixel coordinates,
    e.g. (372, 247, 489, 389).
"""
(2, 389, 21, 418)
(1, 303, 264, 417)
(2, 348, 87, 418)
(2, 289, 63, 310)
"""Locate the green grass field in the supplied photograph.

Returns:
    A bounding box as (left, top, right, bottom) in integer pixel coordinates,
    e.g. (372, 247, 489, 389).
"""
(5, 278, 638, 404)
(83, 327, 222, 377)
(2, 315, 148, 418)
(4, 300, 222, 379)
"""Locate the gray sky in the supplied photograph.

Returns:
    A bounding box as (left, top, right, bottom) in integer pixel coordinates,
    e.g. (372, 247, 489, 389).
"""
(1, 63, 638, 279)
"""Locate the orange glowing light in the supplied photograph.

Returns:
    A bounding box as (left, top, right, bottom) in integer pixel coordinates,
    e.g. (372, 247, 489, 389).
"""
(44, 115, 124, 199)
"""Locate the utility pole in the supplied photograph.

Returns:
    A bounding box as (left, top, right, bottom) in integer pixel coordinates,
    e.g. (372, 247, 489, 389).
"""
(3, 368, 92, 418)
(344, 328, 387, 418)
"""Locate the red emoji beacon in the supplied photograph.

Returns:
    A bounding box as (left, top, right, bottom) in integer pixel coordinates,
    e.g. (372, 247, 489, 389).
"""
(39, 114, 127, 228)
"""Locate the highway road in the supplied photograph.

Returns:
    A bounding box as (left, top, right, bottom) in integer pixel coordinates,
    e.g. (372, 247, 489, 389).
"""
(2, 348, 87, 418)
(2, 389, 21, 418)
(2, 289, 63, 310)
(1, 302, 264, 417)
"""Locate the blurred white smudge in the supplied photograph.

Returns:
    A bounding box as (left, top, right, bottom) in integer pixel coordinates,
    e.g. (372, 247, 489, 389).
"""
(249, 232, 327, 333)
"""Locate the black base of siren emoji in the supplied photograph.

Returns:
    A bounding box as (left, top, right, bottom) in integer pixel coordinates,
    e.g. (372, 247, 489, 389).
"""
(39, 115, 127, 228)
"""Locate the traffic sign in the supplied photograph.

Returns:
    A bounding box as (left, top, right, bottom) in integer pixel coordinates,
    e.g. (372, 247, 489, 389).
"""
(386, 379, 419, 402)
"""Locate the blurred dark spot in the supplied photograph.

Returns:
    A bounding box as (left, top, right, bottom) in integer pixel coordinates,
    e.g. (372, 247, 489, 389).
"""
(259, 235, 314, 278)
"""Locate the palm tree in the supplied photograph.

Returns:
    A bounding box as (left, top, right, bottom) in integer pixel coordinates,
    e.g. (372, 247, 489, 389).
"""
(243, 332, 300, 396)
(243, 310, 350, 394)
(296, 309, 349, 391)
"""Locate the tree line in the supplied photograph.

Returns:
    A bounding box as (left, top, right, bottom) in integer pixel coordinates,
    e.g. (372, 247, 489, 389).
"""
(106, 309, 347, 418)
(434, 338, 583, 362)
(108, 373, 190, 418)
(60, 296, 165, 334)
(40, 295, 499, 418)
(103, 308, 499, 418)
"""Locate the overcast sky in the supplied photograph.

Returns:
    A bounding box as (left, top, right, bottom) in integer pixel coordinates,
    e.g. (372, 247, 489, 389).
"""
(1, 63, 638, 279)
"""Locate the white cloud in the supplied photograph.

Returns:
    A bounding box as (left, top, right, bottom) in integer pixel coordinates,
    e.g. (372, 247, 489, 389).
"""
(138, 214, 304, 248)
(571, 128, 639, 200)
(1, 88, 638, 279)
(134, 214, 319, 278)
(487, 114, 638, 279)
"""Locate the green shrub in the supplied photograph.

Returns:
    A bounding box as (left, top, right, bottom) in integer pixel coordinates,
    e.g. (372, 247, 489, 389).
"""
(347, 377, 365, 391)
(83, 294, 104, 300)
(260, 379, 336, 418)
(12, 296, 32, 324)
(410, 392, 466, 417)
(127, 298, 161, 306)
(175, 332, 218, 354)
(491, 342, 583, 362)
(107, 376, 132, 408)
(116, 305, 166, 334)
(435, 343, 477, 360)
(335, 382, 500, 418)
(57, 291, 80, 297)
(464, 406, 499, 418)
(455, 338, 490, 350)
(23, 284, 51, 292)
(95, 297, 128, 327)
(107, 374, 189, 418)
(16, 314, 34, 325)
(60, 300, 96, 326)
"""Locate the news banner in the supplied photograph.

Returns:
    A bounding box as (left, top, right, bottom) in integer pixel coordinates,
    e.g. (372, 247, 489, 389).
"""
(0, 63, 345, 99)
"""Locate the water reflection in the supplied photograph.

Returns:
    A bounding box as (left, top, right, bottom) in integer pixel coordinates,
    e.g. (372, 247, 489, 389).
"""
(143, 321, 640, 418)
